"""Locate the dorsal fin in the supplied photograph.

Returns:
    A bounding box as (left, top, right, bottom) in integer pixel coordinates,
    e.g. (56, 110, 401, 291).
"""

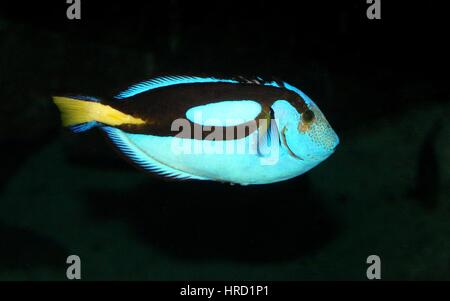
(115, 75, 239, 99)
(114, 75, 286, 99)
(231, 75, 284, 88)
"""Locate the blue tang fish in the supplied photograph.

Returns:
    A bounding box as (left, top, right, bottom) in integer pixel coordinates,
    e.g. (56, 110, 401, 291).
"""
(53, 75, 339, 185)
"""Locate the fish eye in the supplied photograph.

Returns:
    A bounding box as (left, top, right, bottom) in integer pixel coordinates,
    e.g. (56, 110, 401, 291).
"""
(302, 109, 315, 123)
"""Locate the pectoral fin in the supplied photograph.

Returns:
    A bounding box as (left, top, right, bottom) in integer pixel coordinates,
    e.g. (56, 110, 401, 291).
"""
(257, 107, 280, 157)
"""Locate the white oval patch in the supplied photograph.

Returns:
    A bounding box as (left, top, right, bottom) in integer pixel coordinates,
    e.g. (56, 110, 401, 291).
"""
(185, 100, 261, 126)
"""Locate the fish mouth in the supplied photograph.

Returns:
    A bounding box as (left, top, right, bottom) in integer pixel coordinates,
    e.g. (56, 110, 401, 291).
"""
(281, 126, 303, 160)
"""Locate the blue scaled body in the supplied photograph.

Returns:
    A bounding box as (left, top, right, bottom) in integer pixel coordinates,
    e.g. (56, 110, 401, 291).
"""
(53, 75, 339, 185)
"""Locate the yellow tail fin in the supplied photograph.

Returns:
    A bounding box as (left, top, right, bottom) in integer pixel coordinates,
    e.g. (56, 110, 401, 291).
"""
(52, 96, 145, 130)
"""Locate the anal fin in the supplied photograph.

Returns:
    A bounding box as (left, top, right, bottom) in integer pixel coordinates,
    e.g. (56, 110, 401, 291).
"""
(101, 126, 208, 180)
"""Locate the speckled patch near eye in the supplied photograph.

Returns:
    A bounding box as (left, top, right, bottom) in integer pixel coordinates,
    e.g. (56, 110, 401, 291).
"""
(307, 107, 338, 151)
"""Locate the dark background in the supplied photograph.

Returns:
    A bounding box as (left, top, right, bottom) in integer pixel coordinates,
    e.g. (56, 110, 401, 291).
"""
(0, 0, 448, 280)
